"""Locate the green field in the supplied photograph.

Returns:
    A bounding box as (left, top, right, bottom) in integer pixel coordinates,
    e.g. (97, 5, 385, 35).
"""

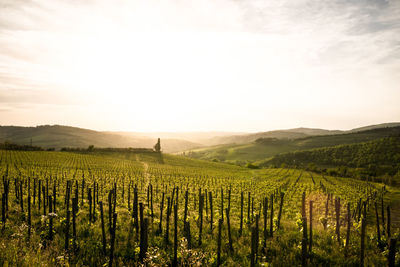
(0, 150, 399, 266)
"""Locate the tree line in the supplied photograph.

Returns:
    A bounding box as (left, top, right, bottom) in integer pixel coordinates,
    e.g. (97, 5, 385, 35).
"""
(263, 136, 400, 184)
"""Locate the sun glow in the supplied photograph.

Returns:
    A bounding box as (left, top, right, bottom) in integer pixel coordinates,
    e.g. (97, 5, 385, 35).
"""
(51, 29, 305, 128)
(0, 0, 399, 131)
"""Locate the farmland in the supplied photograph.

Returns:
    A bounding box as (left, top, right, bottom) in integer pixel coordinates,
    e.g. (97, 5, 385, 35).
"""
(0, 150, 399, 266)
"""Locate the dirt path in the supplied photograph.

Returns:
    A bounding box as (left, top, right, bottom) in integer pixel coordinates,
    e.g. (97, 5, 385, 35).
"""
(136, 154, 151, 187)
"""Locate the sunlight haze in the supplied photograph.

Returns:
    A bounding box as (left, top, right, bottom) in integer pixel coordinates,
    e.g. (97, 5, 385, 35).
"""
(1, 0, 399, 132)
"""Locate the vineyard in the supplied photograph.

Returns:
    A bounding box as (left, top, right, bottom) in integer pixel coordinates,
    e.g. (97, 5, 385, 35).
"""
(0, 150, 399, 266)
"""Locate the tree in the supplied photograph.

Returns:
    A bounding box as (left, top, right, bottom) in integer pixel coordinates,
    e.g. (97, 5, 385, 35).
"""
(87, 145, 94, 151)
(246, 162, 259, 169)
(154, 138, 161, 152)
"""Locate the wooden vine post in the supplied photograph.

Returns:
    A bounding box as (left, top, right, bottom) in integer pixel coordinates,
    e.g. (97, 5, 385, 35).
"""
(226, 208, 233, 253)
(173, 204, 178, 267)
(345, 202, 351, 257)
(309, 200, 313, 254)
(217, 218, 222, 266)
(100, 201, 107, 255)
(277, 192, 284, 230)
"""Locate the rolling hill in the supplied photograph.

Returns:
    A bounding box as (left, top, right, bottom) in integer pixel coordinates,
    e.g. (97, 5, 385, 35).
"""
(0, 125, 353, 153)
(348, 122, 400, 133)
(185, 125, 400, 164)
(111, 131, 243, 146)
(203, 128, 343, 145)
(2, 122, 399, 156)
(0, 125, 203, 153)
(259, 136, 400, 180)
(201, 122, 400, 146)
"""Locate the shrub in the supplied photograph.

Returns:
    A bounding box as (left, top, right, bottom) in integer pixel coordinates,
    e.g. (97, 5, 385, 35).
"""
(246, 162, 259, 169)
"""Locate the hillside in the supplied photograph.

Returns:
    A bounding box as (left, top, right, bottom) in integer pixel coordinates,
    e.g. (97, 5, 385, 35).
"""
(0, 124, 353, 152)
(349, 122, 400, 133)
(2, 123, 399, 155)
(259, 136, 400, 181)
(112, 131, 244, 145)
(202, 123, 400, 146)
(0, 125, 202, 153)
(186, 126, 400, 164)
(204, 128, 342, 145)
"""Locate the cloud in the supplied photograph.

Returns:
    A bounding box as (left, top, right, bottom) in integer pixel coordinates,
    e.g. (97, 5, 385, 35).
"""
(0, 0, 399, 131)
(0, 87, 77, 105)
(237, 0, 400, 68)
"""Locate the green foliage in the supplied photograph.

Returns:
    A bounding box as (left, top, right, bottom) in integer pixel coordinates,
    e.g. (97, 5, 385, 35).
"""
(189, 126, 400, 163)
(263, 136, 400, 181)
(0, 141, 44, 151)
(245, 162, 259, 169)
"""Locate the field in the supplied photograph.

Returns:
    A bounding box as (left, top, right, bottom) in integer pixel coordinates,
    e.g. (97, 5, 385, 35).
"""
(0, 150, 399, 266)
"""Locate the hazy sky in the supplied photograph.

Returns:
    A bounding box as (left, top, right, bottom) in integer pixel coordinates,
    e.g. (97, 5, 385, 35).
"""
(0, 0, 399, 132)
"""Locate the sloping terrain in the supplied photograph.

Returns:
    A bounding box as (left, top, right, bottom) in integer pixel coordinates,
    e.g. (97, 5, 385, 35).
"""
(186, 126, 400, 163)
(203, 128, 342, 145)
(0, 125, 202, 153)
(259, 136, 400, 179)
(199, 122, 400, 146)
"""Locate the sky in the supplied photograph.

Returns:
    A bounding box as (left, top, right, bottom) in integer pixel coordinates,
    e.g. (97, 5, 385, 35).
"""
(0, 0, 399, 132)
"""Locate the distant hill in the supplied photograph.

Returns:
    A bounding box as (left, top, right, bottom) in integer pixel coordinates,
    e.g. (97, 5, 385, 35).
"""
(111, 131, 243, 146)
(2, 122, 399, 155)
(186, 125, 400, 164)
(205, 131, 308, 145)
(203, 128, 342, 145)
(348, 122, 400, 133)
(0, 124, 350, 152)
(0, 125, 202, 153)
(282, 127, 343, 136)
(201, 123, 400, 146)
(259, 136, 400, 179)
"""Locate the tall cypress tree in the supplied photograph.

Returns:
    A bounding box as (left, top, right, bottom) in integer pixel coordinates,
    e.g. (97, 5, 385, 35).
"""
(154, 138, 161, 152)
